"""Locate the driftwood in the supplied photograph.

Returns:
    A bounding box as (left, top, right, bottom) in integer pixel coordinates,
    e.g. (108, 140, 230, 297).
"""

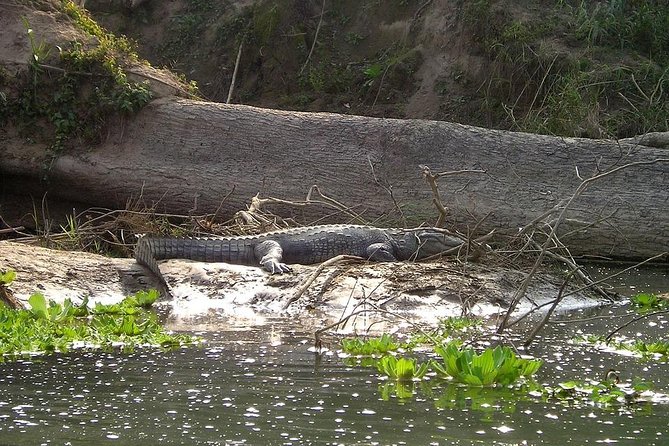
(3, 98, 668, 260)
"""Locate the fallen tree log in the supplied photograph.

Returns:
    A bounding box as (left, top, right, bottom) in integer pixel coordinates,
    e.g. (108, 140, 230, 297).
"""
(2, 97, 668, 259)
(1, 0, 667, 260)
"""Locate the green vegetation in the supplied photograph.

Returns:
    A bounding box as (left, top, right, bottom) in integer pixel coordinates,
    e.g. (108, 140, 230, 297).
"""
(631, 292, 668, 311)
(432, 343, 542, 386)
(341, 333, 399, 355)
(341, 329, 542, 389)
(577, 331, 669, 360)
(0, 271, 193, 360)
(2, 0, 152, 163)
(376, 355, 428, 382)
(460, 0, 668, 138)
(406, 316, 482, 348)
(0, 270, 16, 285)
(341, 329, 668, 409)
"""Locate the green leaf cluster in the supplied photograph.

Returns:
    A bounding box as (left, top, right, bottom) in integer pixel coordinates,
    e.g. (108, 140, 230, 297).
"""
(0, 270, 16, 285)
(631, 292, 667, 312)
(578, 334, 669, 360)
(341, 333, 399, 355)
(432, 343, 542, 387)
(6, 3, 153, 160)
(0, 289, 193, 359)
(376, 355, 429, 382)
(340, 333, 541, 387)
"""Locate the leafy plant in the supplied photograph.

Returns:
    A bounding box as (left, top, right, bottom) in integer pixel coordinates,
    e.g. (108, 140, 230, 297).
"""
(22, 16, 52, 69)
(0, 270, 16, 285)
(631, 292, 667, 311)
(406, 316, 482, 349)
(363, 63, 384, 87)
(0, 288, 193, 359)
(578, 334, 669, 360)
(345, 32, 365, 45)
(6, 1, 155, 166)
(341, 333, 400, 356)
(376, 355, 428, 382)
(431, 342, 542, 387)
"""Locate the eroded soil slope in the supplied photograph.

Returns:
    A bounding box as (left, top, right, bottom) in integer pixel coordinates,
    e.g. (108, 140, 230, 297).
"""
(87, 0, 669, 138)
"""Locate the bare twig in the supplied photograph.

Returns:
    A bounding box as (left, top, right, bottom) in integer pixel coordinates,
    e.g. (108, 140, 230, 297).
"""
(368, 157, 406, 226)
(0, 284, 24, 310)
(283, 255, 365, 309)
(299, 0, 326, 76)
(497, 158, 669, 333)
(9, 59, 93, 76)
(313, 302, 439, 347)
(605, 310, 669, 343)
(420, 165, 486, 227)
(372, 64, 390, 108)
(226, 39, 244, 104)
(523, 268, 578, 347)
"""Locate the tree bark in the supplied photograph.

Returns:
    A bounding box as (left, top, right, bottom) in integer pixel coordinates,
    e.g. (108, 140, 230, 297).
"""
(2, 97, 668, 259)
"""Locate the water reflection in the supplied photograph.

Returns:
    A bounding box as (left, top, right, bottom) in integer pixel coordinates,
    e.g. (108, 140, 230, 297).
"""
(0, 316, 666, 446)
(1, 259, 668, 445)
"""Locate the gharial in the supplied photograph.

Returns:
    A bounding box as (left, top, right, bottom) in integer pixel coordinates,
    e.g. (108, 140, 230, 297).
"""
(135, 224, 467, 285)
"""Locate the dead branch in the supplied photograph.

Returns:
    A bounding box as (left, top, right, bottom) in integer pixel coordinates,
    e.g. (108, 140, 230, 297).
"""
(241, 186, 368, 225)
(420, 165, 486, 227)
(497, 157, 669, 333)
(299, 0, 326, 76)
(283, 255, 365, 309)
(530, 238, 614, 301)
(0, 283, 24, 309)
(505, 251, 668, 329)
(605, 309, 669, 343)
(313, 302, 440, 349)
(523, 268, 578, 347)
(368, 157, 406, 226)
(226, 39, 244, 104)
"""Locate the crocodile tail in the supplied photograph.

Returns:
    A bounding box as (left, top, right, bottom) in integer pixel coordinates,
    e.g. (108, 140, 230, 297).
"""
(135, 236, 167, 286)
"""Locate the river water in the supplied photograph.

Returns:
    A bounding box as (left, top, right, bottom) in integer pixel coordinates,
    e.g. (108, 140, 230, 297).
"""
(0, 267, 667, 445)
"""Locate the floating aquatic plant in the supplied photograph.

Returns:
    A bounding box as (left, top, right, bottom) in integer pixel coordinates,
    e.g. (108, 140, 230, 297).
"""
(341, 333, 400, 356)
(541, 376, 663, 407)
(631, 292, 667, 312)
(406, 316, 483, 349)
(376, 355, 429, 382)
(431, 342, 542, 387)
(577, 335, 669, 360)
(0, 288, 193, 359)
(0, 270, 16, 285)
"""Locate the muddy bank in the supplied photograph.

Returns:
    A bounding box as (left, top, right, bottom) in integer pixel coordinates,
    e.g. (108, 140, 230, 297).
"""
(1, 241, 608, 333)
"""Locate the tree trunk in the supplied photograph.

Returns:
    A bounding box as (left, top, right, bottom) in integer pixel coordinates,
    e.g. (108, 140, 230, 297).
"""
(2, 97, 668, 259)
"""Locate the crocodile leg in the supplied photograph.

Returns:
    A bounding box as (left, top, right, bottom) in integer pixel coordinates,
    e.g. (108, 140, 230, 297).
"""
(366, 242, 399, 262)
(254, 240, 292, 273)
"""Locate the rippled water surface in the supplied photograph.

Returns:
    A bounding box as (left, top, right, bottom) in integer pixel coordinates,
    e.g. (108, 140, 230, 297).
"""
(0, 267, 667, 445)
